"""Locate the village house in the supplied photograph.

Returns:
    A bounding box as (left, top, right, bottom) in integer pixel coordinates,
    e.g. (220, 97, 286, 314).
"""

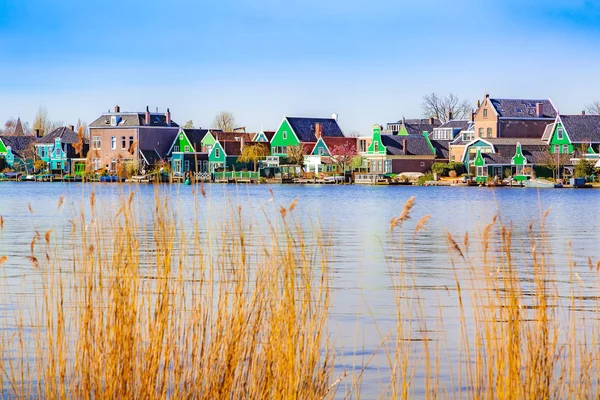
(303, 136, 357, 175)
(167, 128, 211, 176)
(252, 130, 275, 142)
(35, 126, 89, 175)
(429, 116, 471, 163)
(545, 112, 600, 158)
(473, 94, 557, 139)
(386, 117, 442, 135)
(0, 134, 37, 170)
(269, 115, 345, 158)
(460, 138, 548, 183)
(364, 125, 436, 174)
(208, 138, 268, 172)
(88, 105, 180, 173)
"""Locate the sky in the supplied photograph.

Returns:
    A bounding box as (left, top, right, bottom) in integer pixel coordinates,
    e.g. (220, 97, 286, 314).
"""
(0, 0, 599, 134)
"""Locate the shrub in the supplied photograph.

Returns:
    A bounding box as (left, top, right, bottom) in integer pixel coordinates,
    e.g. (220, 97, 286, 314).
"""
(417, 172, 434, 185)
(574, 158, 594, 178)
(34, 160, 47, 173)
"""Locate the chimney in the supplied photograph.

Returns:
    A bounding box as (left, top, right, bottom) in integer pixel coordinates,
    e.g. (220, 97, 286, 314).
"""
(240, 136, 245, 152)
(331, 113, 338, 122)
(315, 122, 322, 139)
(484, 92, 489, 99)
(447, 111, 453, 121)
(69, 125, 75, 132)
(35, 129, 41, 138)
(402, 138, 408, 155)
(536, 102, 543, 117)
(582, 110, 586, 116)
(429, 117, 435, 125)
(145, 106, 150, 126)
(114, 105, 120, 113)
(470, 111, 475, 122)
(166, 108, 171, 126)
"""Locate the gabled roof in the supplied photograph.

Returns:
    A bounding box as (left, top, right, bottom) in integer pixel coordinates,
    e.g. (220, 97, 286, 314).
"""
(321, 137, 357, 155)
(559, 114, 600, 143)
(36, 126, 86, 145)
(90, 112, 179, 127)
(302, 142, 316, 154)
(436, 120, 470, 130)
(183, 129, 209, 149)
(286, 117, 344, 142)
(218, 140, 267, 157)
(489, 98, 556, 119)
(255, 130, 276, 141)
(401, 119, 441, 135)
(381, 134, 433, 156)
(0, 135, 37, 158)
(213, 132, 254, 142)
(139, 149, 162, 165)
(482, 143, 548, 165)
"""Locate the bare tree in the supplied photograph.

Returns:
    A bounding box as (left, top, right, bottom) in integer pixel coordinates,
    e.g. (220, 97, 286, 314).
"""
(422, 93, 472, 122)
(213, 112, 236, 131)
(285, 145, 305, 166)
(183, 120, 195, 129)
(33, 106, 50, 136)
(585, 101, 600, 115)
(538, 149, 571, 180)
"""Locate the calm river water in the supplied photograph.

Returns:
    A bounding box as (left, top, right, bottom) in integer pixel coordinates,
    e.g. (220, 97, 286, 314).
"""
(0, 182, 599, 397)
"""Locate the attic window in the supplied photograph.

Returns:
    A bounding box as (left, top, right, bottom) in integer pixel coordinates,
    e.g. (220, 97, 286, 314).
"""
(515, 108, 523, 113)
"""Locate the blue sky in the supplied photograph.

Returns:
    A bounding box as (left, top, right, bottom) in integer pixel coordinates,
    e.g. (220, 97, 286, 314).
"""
(0, 0, 599, 133)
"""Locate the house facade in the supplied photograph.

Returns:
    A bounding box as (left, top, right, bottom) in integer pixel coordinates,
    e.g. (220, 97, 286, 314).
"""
(386, 117, 441, 135)
(364, 125, 436, 174)
(546, 113, 600, 156)
(0, 135, 37, 170)
(303, 136, 357, 174)
(167, 128, 210, 175)
(35, 126, 89, 174)
(88, 105, 180, 172)
(270, 116, 345, 158)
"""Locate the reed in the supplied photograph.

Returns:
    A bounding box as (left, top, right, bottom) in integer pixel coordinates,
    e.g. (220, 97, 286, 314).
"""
(1, 192, 600, 399)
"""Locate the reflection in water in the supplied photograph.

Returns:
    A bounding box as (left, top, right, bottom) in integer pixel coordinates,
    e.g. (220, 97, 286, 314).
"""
(0, 182, 599, 397)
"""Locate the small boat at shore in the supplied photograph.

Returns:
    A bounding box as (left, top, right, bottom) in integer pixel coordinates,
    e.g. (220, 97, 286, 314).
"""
(523, 179, 555, 188)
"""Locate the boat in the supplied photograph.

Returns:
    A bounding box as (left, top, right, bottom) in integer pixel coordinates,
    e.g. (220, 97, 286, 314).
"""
(100, 175, 123, 183)
(523, 179, 555, 188)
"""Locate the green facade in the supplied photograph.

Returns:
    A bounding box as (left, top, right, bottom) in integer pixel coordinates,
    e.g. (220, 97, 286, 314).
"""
(0, 139, 7, 154)
(549, 122, 573, 154)
(311, 138, 330, 156)
(397, 125, 409, 136)
(173, 130, 194, 153)
(253, 132, 269, 142)
(270, 119, 300, 156)
(366, 125, 386, 155)
(201, 131, 217, 152)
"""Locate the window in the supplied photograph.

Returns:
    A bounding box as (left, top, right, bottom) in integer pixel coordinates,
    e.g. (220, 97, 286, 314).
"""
(359, 140, 367, 153)
(374, 142, 379, 153)
(174, 159, 181, 173)
(40, 147, 46, 158)
(384, 160, 392, 173)
(92, 158, 101, 170)
(487, 128, 492, 138)
(562, 144, 569, 153)
(215, 148, 221, 158)
(273, 146, 286, 154)
(282, 131, 287, 140)
(476, 166, 486, 177)
(92, 136, 101, 149)
(557, 128, 564, 140)
(554, 145, 560, 153)
(185, 160, 190, 172)
(129, 136, 134, 151)
(478, 128, 484, 137)
(174, 146, 180, 152)
(318, 147, 324, 155)
(451, 155, 455, 161)
(483, 109, 488, 118)
(184, 146, 190, 152)
(111, 136, 116, 150)
(420, 161, 425, 167)
(121, 136, 126, 149)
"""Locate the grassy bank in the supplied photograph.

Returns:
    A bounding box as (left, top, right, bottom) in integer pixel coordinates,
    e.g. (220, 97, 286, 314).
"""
(0, 193, 599, 398)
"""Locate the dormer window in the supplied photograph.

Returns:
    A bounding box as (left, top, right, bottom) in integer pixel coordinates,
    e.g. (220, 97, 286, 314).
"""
(557, 127, 564, 140)
(111, 116, 121, 126)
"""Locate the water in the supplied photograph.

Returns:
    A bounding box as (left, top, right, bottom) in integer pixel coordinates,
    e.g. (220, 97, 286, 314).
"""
(0, 182, 599, 397)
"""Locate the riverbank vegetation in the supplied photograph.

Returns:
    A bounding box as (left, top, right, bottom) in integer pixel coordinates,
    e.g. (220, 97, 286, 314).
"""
(0, 194, 599, 398)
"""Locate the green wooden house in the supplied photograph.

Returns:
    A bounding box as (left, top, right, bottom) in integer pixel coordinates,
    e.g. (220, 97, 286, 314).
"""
(545, 114, 600, 159)
(35, 127, 88, 175)
(270, 116, 345, 158)
(0, 135, 37, 170)
(461, 138, 548, 182)
(208, 139, 269, 172)
(167, 128, 210, 175)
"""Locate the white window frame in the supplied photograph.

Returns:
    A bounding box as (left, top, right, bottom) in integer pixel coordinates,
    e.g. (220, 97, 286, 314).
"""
(92, 136, 101, 149)
(562, 144, 569, 153)
(215, 148, 221, 159)
(111, 136, 116, 150)
(184, 146, 190, 152)
(174, 146, 180, 152)
(282, 131, 287, 140)
(557, 128, 564, 140)
(121, 136, 126, 150)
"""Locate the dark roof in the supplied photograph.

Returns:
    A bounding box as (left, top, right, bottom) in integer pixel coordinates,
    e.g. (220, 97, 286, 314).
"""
(489, 98, 556, 119)
(221, 140, 242, 156)
(322, 137, 357, 154)
(437, 120, 470, 130)
(402, 119, 441, 135)
(381, 134, 433, 156)
(263, 131, 276, 141)
(430, 139, 451, 160)
(482, 143, 548, 165)
(560, 115, 600, 143)
(139, 149, 162, 165)
(182, 129, 209, 149)
(36, 126, 86, 144)
(90, 112, 179, 128)
(213, 132, 254, 142)
(302, 142, 316, 154)
(0, 135, 37, 158)
(286, 117, 344, 142)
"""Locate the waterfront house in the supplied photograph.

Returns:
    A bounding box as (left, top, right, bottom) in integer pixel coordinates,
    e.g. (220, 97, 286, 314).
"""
(167, 128, 210, 176)
(429, 119, 471, 163)
(270, 115, 345, 159)
(473, 94, 557, 139)
(88, 105, 180, 173)
(303, 136, 357, 174)
(200, 130, 249, 153)
(448, 121, 476, 163)
(208, 139, 269, 172)
(364, 125, 436, 174)
(545, 113, 600, 158)
(35, 126, 89, 175)
(0, 135, 37, 170)
(460, 138, 547, 182)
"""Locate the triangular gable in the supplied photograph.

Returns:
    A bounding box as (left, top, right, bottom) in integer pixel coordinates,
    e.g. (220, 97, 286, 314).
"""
(279, 117, 301, 144)
(460, 138, 495, 163)
(167, 128, 186, 155)
(311, 137, 330, 156)
(209, 141, 226, 160)
(550, 115, 572, 144)
(511, 142, 527, 165)
(0, 138, 7, 154)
